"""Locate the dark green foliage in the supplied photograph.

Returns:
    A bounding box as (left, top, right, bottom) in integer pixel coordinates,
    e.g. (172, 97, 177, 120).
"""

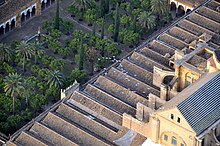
(47, 70, 64, 88)
(43, 21, 53, 33)
(45, 87, 60, 100)
(141, 0, 151, 10)
(119, 29, 139, 46)
(79, 36, 84, 70)
(49, 60, 65, 71)
(72, 0, 95, 12)
(113, 3, 120, 42)
(132, 15, 137, 32)
(67, 68, 88, 84)
(101, 17, 105, 39)
(92, 22, 96, 36)
(150, 0, 168, 18)
(54, 0, 60, 30)
(104, 0, 109, 14)
(0, 43, 12, 62)
(16, 41, 33, 73)
(100, 0, 105, 17)
(29, 94, 46, 114)
(84, 8, 96, 25)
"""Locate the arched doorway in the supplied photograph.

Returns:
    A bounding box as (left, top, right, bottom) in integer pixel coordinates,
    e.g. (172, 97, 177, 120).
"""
(177, 5, 185, 17)
(170, 2, 177, 11)
(41, 1, 46, 11)
(21, 13, 25, 23)
(46, 0, 50, 7)
(0, 26, 4, 35)
(5, 22, 10, 33)
(163, 75, 174, 85)
(186, 9, 191, 13)
(26, 10, 31, 20)
(31, 6, 36, 16)
(11, 19, 15, 30)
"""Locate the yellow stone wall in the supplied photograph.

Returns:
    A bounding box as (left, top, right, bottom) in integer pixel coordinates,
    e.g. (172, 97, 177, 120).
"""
(122, 113, 152, 138)
(156, 108, 196, 146)
(122, 108, 200, 146)
(176, 66, 201, 91)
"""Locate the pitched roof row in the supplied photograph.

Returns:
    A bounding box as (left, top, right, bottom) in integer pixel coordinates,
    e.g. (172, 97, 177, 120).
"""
(6, 0, 220, 145)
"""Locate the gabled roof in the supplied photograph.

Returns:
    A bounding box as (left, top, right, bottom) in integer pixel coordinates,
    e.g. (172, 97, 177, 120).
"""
(177, 72, 220, 136)
(156, 71, 220, 135)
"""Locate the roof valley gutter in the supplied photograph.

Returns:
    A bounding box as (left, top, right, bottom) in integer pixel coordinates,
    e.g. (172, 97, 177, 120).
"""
(156, 0, 213, 40)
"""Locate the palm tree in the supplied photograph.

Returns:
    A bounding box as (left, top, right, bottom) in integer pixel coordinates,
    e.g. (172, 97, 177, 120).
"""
(22, 79, 34, 107)
(4, 73, 24, 115)
(72, 0, 95, 12)
(0, 43, 12, 62)
(79, 35, 84, 70)
(30, 42, 44, 64)
(138, 11, 156, 29)
(47, 70, 64, 88)
(16, 41, 33, 72)
(150, 0, 167, 18)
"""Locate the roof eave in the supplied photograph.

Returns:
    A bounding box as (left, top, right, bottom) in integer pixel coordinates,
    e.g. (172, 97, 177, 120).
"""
(197, 117, 220, 139)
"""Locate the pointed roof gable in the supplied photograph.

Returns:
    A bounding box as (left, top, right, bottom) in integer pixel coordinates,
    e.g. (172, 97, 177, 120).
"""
(156, 71, 220, 136)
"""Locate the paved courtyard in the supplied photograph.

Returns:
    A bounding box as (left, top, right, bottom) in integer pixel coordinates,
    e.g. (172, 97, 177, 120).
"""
(0, 0, 179, 59)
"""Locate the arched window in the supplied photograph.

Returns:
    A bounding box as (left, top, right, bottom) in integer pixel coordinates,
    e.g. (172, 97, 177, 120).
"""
(21, 13, 25, 23)
(177, 5, 185, 17)
(11, 19, 16, 30)
(170, 2, 177, 11)
(5, 22, 10, 33)
(0, 25, 4, 35)
(185, 73, 191, 87)
(172, 136, 177, 145)
(41, 1, 46, 11)
(26, 9, 31, 20)
(164, 135, 168, 141)
(31, 6, 36, 16)
(186, 9, 191, 13)
(46, 0, 50, 7)
(171, 114, 174, 120)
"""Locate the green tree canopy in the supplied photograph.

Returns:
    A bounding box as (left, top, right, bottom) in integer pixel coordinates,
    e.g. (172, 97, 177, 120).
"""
(47, 70, 64, 88)
(16, 41, 33, 72)
(138, 11, 156, 29)
(0, 43, 12, 62)
(4, 73, 24, 115)
(150, 0, 167, 17)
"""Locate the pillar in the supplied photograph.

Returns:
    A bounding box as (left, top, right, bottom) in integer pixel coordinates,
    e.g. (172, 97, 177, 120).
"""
(36, 0, 42, 14)
(3, 26, 5, 34)
(216, 124, 220, 136)
(197, 140, 202, 146)
(173, 63, 181, 91)
(160, 84, 168, 101)
(16, 14, 21, 27)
